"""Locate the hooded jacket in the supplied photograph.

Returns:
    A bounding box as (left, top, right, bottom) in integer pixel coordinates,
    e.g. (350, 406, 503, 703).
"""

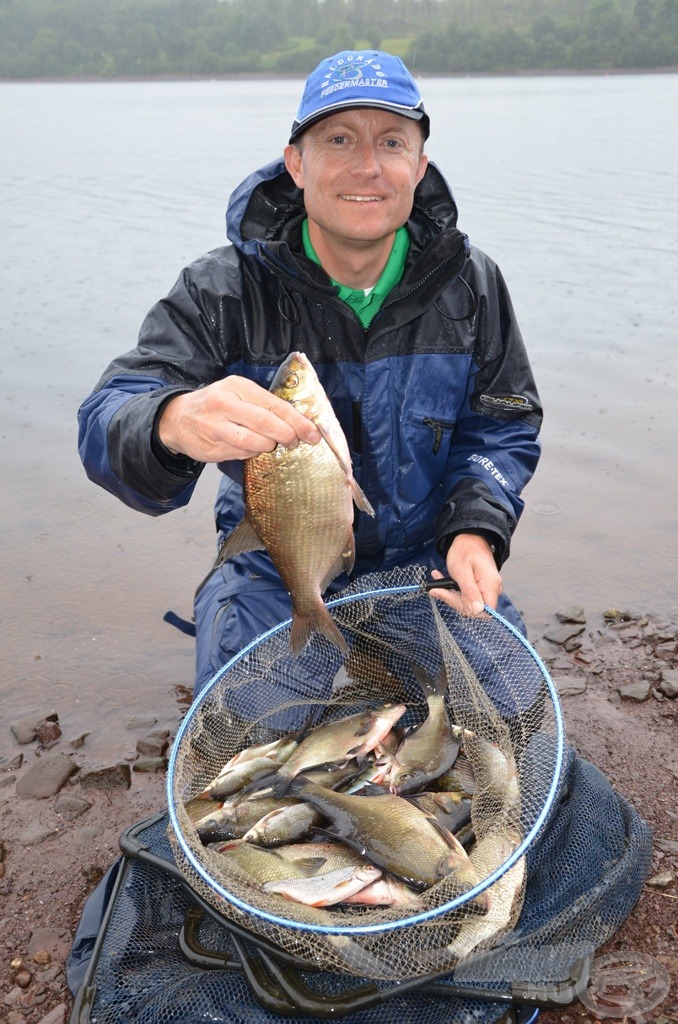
(78, 159, 541, 574)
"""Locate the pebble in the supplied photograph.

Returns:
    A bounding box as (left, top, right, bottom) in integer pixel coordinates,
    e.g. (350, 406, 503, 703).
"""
(136, 735, 168, 758)
(36, 721, 62, 746)
(9, 710, 59, 746)
(658, 668, 678, 698)
(617, 680, 653, 702)
(37, 1005, 67, 1024)
(554, 675, 588, 698)
(556, 605, 586, 624)
(655, 838, 678, 855)
(125, 714, 158, 730)
(543, 622, 586, 646)
(18, 824, 60, 847)
(133, 756, 167, 773)
(15, 753, 78, 800)
(79, 762, 131, 791)
(646, 871, 676, 887)
(603, 607, 639, 621)
(53, 792, 91, 820)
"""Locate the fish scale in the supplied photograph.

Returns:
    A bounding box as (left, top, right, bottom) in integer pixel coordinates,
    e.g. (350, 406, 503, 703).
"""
(244, 435, 354, 626)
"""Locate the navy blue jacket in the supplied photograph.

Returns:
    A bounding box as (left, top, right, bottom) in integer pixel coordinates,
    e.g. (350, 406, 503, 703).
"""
(78, 159, 541, 576)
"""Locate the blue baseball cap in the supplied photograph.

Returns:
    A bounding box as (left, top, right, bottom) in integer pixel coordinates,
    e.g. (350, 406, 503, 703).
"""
(289, 50, 430, 143)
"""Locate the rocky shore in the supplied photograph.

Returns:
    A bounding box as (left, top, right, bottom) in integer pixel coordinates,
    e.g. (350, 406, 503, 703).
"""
(1, 606, 676, 1024)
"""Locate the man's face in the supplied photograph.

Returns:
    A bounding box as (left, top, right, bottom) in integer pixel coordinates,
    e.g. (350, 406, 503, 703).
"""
(284, 108, 428, 252)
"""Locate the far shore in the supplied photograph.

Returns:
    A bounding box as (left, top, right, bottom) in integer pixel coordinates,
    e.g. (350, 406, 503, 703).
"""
(1, 65, 677, 85)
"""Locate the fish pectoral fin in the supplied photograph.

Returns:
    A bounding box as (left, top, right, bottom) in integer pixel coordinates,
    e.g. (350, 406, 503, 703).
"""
(214, 517, 266, 566)
(348, 478, 375, 517)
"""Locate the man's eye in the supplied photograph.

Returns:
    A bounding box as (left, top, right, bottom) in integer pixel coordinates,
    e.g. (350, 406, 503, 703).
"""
(384, 138, 402, 149)
(329, 135, 347, 145)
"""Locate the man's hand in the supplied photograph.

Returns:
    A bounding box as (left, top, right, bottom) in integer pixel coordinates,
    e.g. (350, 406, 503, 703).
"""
(157, 376, 321, 463)
(428, 533, 502, 616)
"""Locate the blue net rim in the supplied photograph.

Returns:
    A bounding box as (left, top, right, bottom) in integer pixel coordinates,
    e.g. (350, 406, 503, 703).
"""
(167, 583, 565, 936)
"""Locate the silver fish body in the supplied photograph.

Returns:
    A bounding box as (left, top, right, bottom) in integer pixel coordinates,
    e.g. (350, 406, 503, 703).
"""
(290, 778, 484, 896)
(264, 862, 382, 907)
(388, 664, 463, 795)
(241, 802, 322, 847)
(273, 702, 407, 786)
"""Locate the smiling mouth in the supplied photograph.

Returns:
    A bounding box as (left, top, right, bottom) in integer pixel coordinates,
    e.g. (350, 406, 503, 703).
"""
(339, 195, 384, 202)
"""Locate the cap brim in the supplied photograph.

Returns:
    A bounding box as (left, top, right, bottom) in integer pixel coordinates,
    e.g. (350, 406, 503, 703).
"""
(289, 102, 429, 143)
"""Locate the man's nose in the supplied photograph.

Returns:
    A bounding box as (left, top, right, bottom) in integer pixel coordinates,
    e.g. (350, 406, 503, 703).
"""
(351, 142, 381, 176)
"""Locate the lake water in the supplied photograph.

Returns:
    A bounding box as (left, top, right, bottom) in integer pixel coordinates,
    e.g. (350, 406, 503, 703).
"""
(2, 73, 677, 759)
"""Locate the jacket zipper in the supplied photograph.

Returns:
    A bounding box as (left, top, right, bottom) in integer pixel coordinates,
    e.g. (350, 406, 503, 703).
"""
(423, 417, 456, 455)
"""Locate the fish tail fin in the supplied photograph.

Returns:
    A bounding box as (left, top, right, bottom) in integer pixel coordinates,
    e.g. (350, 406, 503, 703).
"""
(409, 661, 448, 698)
(291, 605, 348, 656)
(238, 770, 291, 800)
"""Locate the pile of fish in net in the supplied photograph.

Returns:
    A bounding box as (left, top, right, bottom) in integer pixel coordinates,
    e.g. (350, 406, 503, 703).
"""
(168, 566, 561, 981)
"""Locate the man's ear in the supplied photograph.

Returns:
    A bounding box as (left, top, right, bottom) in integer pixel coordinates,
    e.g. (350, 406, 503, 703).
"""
(416, 152, 429, 187)
(284, 144, 304, 189)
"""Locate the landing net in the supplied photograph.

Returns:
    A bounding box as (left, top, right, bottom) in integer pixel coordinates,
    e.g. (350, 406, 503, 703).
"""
(167, 566, 563, 980)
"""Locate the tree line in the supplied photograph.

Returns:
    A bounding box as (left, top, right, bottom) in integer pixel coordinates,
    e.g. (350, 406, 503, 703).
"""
(0, 0, 676, 79)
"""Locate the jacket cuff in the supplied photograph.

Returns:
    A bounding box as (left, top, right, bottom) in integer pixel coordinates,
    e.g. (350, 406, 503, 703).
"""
(151, 390, 203, 477)
(109, 387, 203, 504)
(436, 526, 506, 568)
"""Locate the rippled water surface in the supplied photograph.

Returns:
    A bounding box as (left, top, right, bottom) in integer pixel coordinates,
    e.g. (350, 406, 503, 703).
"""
(2, 74, 677, 756)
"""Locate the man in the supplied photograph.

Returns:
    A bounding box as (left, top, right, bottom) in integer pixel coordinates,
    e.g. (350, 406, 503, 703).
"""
(78, 50, 542, 697)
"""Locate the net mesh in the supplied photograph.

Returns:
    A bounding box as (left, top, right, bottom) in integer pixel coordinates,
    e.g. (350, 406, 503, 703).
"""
(167, 566, 562, 981)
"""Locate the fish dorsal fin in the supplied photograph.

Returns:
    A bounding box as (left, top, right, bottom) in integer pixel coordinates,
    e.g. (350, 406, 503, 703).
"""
(316, 422, 375, 518)
(292, 856, 329, 877)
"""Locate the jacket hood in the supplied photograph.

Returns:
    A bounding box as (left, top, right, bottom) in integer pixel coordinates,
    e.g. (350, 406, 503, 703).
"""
(226, 157, 461, 261)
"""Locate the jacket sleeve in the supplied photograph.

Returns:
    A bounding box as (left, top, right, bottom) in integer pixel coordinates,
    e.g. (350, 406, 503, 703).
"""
(77, 248, 241, 516)
(434, 258, 542, 567)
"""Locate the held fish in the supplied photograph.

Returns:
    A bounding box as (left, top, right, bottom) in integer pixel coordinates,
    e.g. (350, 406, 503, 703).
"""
(199, 755, 290, 801)
(407, 791, 473, 836)
(214, 839, 375, 889)
(213, 351, 374, 655)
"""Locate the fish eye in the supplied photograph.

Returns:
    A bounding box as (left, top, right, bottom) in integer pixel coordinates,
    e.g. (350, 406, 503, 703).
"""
(284, 372, 299, 389)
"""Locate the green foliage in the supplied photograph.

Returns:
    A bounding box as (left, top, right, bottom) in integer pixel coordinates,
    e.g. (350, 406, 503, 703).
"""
(0, 0, 675, 78)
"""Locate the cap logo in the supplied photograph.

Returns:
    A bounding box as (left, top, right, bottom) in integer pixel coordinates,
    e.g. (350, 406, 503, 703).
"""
(320, 55, 388, 100)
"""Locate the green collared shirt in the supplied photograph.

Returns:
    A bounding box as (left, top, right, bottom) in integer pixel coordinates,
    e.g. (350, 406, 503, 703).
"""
(301, 220, 410, 329)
